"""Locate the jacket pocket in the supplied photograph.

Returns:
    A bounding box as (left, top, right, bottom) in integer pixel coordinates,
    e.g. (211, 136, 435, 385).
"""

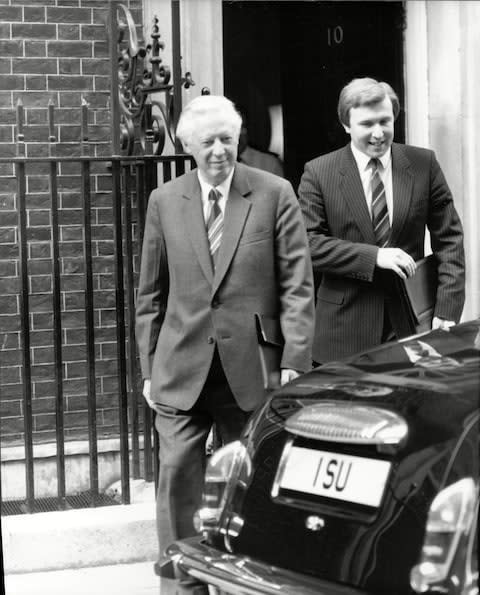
(238, 230, 271, 246)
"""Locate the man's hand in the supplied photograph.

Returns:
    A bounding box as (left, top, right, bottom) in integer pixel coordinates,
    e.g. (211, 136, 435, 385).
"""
(376, 248, 416, 279)
(281, 368, 300, 385)
(142, 379, 156, 409)
(432, 317, 455, 331)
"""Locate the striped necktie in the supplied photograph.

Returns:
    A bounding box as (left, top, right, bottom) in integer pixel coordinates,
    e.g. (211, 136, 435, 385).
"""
(370, 158, 390, 247)
(207, 188, 223, 267)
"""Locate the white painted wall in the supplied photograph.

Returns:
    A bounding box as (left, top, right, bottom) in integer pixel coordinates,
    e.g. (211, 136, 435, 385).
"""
(405, 0, 480, 320)
(180, 0, 224, 101)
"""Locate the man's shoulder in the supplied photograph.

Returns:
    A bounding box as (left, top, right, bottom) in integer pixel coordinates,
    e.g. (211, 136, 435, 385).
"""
(391, 143, 441, 174)
(150, 169, 197, 197)
(393, 142, 434, 160)
(305, 146, 348, 169)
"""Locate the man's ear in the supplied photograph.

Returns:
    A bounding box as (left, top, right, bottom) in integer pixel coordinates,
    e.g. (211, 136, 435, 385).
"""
(342, 124, 351, 135)
(182, 140, 191, 154)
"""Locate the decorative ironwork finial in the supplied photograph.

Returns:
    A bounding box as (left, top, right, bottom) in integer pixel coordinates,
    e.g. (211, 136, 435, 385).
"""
(110, 2, 195, 156)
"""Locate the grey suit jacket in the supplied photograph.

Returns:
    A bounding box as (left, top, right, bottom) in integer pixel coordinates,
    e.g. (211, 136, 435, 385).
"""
(298, 143, 465, 362)
(136, 163, 314, 411)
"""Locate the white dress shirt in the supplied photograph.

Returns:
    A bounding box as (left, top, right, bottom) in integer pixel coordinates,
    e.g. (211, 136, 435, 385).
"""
(350, 143, 393, 225)
(197, 167, 235, 223)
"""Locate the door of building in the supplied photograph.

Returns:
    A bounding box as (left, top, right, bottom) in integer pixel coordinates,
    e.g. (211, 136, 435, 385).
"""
(223, 1, 405, 189)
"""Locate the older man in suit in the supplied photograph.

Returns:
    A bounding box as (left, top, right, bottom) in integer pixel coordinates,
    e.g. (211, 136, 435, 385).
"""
(298, 77, 465, 364)
(136, 95, 314, 594)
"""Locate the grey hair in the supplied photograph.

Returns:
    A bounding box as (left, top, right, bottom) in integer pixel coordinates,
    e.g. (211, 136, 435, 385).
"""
(337, 77, 400, 127)
(176, 95, 242, 145)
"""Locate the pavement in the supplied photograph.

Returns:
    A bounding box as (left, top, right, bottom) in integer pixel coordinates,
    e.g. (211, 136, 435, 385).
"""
(4, 561, 160, 595)
(2, 481, 161, 595)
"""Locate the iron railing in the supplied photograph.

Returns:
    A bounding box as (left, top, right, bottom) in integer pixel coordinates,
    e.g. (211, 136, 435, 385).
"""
(0, 99, 194, 513)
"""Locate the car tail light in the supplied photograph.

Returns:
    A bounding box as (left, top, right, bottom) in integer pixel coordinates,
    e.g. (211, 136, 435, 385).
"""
(285, 401, 408, 445)
(410, 477, 478, 593)
(193, 440, 251, 535)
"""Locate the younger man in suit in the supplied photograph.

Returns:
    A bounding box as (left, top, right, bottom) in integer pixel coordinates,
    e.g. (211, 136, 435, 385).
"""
(136, 95, 314, 593)
(298, 77, 465, 363)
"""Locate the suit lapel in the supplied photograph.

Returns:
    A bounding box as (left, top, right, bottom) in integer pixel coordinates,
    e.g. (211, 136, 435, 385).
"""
(183, 172, 214, 283)
(212, 165, 252, 295)
(339, 146, 376, 243)
(390, 144, 414, 246)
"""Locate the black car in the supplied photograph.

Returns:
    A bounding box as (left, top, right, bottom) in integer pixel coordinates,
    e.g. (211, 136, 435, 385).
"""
(167, 320, 479, 595)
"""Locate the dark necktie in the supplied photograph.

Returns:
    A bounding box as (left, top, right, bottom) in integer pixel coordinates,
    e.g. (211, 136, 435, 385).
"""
(370, 158, 390, 247)
(207, 188, 223, 267)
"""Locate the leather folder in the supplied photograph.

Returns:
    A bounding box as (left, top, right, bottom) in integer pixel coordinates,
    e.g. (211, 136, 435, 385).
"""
(254, 313, 284, 391)
(390, 254, 438, 338)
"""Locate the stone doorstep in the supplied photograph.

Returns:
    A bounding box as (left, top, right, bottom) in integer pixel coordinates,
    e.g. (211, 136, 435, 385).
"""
(2, 500, 158, 575)
(2, 436, 159, 575)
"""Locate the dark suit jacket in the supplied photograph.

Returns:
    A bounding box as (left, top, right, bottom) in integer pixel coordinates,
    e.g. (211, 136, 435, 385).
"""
(136, 163, 314, 412)
(298, 143, 465, 363)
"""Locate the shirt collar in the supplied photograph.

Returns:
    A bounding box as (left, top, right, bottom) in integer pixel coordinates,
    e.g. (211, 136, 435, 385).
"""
(350, 143, 391, 172)
(197, 166, 235, 199)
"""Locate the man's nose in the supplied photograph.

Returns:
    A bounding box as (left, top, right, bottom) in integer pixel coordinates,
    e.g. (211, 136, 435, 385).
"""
(212, 138, 225, 154)
(371, 124, 383, 138)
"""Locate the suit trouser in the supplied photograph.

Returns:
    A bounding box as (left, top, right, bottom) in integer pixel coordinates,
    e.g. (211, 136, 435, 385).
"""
(154, 349, 251, 594)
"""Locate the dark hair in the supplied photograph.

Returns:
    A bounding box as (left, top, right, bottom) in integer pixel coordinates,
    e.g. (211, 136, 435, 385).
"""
(337, 77, 400, 126)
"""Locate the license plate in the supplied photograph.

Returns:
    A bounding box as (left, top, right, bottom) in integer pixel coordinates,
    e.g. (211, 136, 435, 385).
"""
(277, 446, 391, 508)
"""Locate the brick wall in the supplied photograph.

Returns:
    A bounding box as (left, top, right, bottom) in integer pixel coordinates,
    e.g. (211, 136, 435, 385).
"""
(0, 0, 144, 445)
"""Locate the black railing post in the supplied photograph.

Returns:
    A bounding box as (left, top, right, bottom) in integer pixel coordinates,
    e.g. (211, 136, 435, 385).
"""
(112, 159, 131, 504)
(124, 163, 140, 479)
(48, 100, 67, 510)
(81, 98, 100, 505)
(171, 0, 183, 154)
(15, 100, 35, 513)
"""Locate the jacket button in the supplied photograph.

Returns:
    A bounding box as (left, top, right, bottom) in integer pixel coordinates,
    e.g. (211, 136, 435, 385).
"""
(207, 336, 215, 344)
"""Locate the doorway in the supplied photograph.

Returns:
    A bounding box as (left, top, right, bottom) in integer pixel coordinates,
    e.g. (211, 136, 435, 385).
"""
(223, 1, 405, 189)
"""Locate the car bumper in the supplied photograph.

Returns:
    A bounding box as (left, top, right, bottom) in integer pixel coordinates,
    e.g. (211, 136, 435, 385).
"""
(167, 537, 366, 595)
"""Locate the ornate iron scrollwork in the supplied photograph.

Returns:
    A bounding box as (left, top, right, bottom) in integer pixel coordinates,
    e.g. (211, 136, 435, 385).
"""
(113, 3, 194, 155)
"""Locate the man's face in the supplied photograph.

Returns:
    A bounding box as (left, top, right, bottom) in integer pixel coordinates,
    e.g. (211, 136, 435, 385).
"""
(184, 112, 239, 186)
(343, 96, 394, 158)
